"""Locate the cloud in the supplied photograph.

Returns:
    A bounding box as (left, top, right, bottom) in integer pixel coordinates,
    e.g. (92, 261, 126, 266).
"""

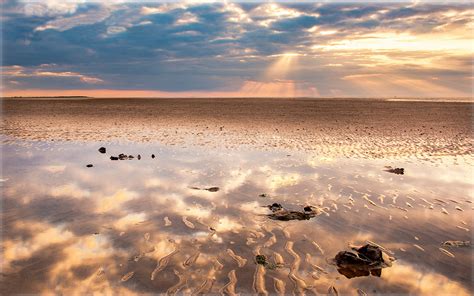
(140, 4, 185, 15)
(22, 1, 80, 17)
(36, 71, 104, 83)
(2, 2, 473, 97)
(2, 65, 104, 84)
(34, 6, 111, 32)
(106, 25, 126, 35)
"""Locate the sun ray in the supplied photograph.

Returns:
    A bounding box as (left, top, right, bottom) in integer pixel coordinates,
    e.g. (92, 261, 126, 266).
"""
(264, 53, 301, 80)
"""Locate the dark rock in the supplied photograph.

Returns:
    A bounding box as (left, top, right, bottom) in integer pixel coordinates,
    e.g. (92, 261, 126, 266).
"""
(268, 203, 283, 212)
(255, 255, 267, 266)
(333, 244, 394, 279)
(118, 153, 127, 160)
(268, 211, 314, 221)
(259, 193, 268, 198)
(265, 203, 321, 221)
(335, 251, 370, 266)
(189, 186, 219, 192)
(137, 155, 141, 160)
(151, 154, 155, 159)
(86, 164, 93, 168)
(110, 156, 119, 161)
(98, 147, 106, 153)
(384, 166, 404, 175)
(254, 254, 282, 270)
(357, 244, 383, 262)
(128, 155, 134, 159)
(370, 268, 382, 277)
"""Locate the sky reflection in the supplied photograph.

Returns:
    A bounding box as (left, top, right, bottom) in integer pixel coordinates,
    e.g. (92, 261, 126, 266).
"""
(1, 140, 472, 294)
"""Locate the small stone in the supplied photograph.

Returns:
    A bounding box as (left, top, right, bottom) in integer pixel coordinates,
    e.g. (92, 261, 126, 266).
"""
(86, 164, 93, 168)
(442, 240, 471, 247)
(255, 255, 267, 266)
(384, 166, 404, 175)
(268, 203, 283, 212)
(98, 147, 106, 153)
(110, 156, 119, 161)
(137, 154, 141, 160)
(151, 154, 155, 159)
(206, 187, 219, 192)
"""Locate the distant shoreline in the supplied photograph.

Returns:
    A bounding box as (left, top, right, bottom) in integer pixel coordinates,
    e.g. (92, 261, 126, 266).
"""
(1, 96, 473, 103)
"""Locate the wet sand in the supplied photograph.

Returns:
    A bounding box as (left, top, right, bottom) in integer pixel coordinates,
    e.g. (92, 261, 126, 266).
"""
(2, 98, 473, 160)
(1, 98, 473, 295)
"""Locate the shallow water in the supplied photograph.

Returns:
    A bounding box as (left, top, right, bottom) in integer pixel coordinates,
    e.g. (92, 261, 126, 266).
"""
(1, 140, 473, 295)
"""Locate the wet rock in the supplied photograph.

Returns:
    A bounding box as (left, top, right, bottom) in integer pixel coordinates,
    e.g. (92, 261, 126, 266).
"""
(442, 240, 471, 248)
(109, 153, 135, 160)
(268, 203, 283, 212)
(265, 203, 321, 221)
(272, 211, 312, 221)
(254, 254, 281, 269)
(358, 244, 383, 262)
(98, 147, 106, 153)
(384, 166, 404, 175)
(255, 255, 267, 266)
(152, 154, 155, 159)
(86, 164, 93, 168)
(333, 244, 395, 279)
(189, 186, 220, 192)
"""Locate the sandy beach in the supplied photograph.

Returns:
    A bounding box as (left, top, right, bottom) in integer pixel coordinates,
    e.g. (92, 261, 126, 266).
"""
(2, 98, 473, 160)
(2, 0, 474, 294)
(1, 98, 473, 295)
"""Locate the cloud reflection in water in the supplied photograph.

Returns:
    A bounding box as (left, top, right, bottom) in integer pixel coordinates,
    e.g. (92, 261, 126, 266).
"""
(1, 141, 472, 295)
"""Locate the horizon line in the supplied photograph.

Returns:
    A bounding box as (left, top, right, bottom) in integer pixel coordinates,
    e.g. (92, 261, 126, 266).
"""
(2, 96, 473, 102)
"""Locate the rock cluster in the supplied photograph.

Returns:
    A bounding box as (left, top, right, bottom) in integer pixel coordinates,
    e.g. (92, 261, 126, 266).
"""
(333, 244, 395, 278)
(265, 203, 322, 221)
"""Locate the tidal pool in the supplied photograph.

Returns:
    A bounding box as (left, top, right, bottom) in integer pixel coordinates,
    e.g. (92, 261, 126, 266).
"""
(1, 140, 472, 295)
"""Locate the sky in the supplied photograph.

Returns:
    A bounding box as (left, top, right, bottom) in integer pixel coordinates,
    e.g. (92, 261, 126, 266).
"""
(1, 0, 473, 98)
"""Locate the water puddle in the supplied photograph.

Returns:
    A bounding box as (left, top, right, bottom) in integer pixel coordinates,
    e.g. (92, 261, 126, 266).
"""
(1, 139, 472, 294)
